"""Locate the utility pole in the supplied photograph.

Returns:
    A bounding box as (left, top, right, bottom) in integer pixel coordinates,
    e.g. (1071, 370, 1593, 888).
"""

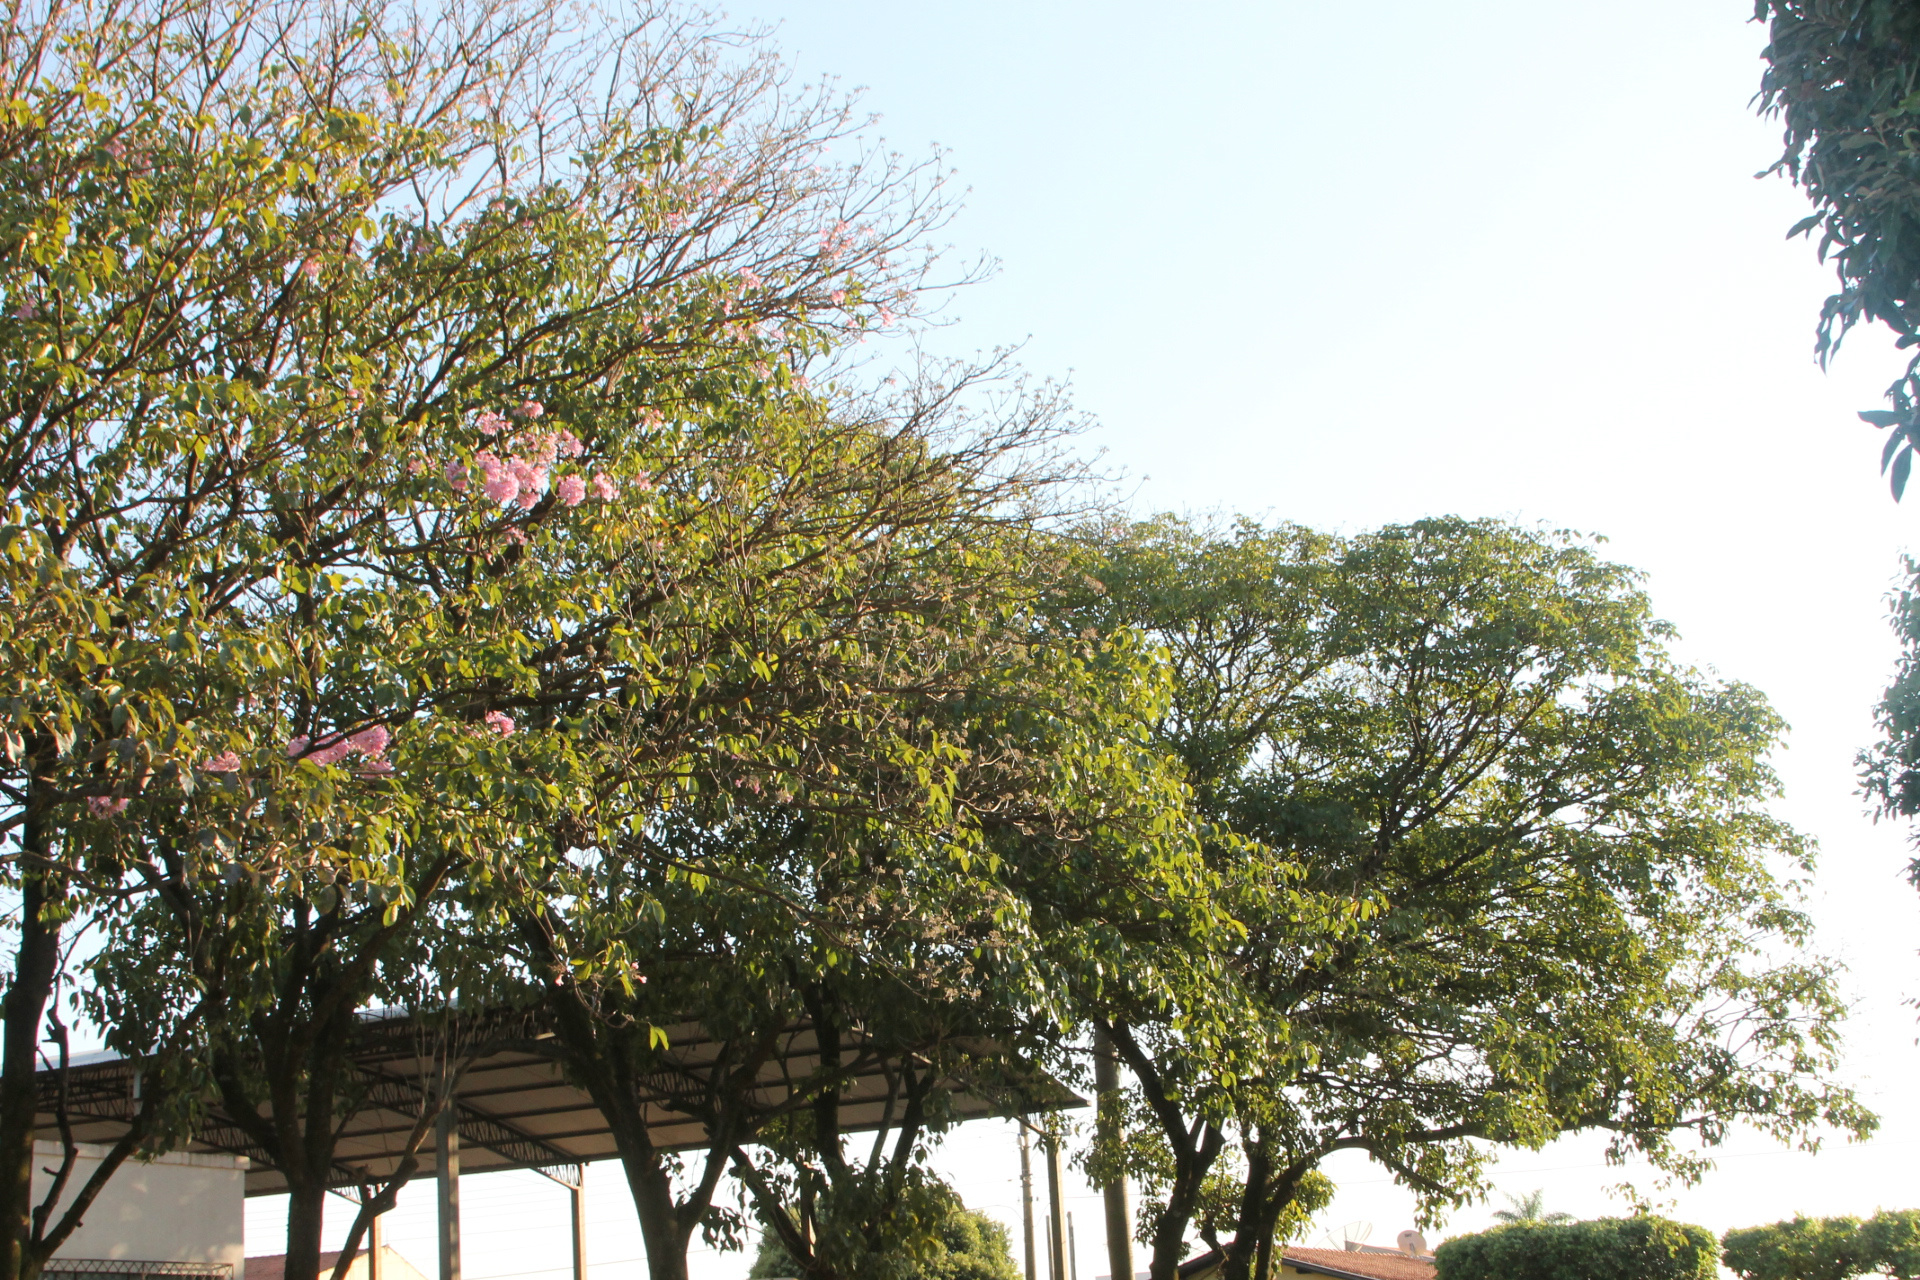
(1094, 1028, 1136, 1280)
(1069, 1213, 1080, 1280)
(1020, 1122, 1038, 1280)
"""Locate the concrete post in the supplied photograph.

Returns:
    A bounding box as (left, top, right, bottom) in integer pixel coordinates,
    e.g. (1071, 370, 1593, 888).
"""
(1020, 1123, 1037, 1280)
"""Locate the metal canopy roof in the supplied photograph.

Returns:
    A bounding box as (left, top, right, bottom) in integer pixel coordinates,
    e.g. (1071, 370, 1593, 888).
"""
(35, 1006, 1082, 1197)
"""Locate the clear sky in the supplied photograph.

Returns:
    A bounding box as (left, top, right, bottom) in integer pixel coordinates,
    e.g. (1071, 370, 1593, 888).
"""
(247, 3, 1920, 1275)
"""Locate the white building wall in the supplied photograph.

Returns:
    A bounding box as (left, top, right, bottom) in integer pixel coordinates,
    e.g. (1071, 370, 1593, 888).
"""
(30, 1140, 246, 1274)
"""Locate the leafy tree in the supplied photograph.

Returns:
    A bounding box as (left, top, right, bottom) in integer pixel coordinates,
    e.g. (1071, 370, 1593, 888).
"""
(1435, 1218, 1717, 1280)
(1752, 1, 1920, 496)
(1723, 1210, 1920, 1280)
(505, 504, 1211, 1280)
(749, 1185, 1020, 1280)
(1074, 516, 1872, 1280)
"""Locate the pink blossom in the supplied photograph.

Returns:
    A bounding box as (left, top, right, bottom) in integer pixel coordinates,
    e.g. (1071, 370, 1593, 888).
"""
(505, 527, 528, 546)
(476, 410, 508, 437)
(406, 458, 425, 476)
(509, 458, 546, 508)
(298, 259, 322, 281)
(879, 306, 895, 327)
(830, 289, 846, 306)
(631, 471, 653, 492)
(556, 474, 587, 507)
(739, 267, 763, 290)
(103, 139, 125, 161)
(477, 451, 519, 504)
(349, 725, 391, 758)
(514, 400, 544, 419)
(286, 735, 311, 758)
(444, 459, 469, 493)
(589, 473, 619, 500)
(87, 796, 129, 816)
(555, 431, 586, 459)
(484, 711, 516, 736)
(203, 751, 242, 773)
(346, 387, 367, 408)
(307, 739, 353, 766)
(484, 472, 519, 504)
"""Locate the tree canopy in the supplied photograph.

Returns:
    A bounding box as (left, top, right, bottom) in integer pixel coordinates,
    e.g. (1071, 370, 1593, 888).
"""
(1723, 1211, 1920, 1280)
(1071, 516, 1869, 1280)
(1753, 1, 1920, 496)
(1435, 1218, 1718, 1280)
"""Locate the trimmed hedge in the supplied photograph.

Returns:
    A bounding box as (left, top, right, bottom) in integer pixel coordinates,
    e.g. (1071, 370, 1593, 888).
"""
(1722, 1210, 1920, 1280)
(1434, 1217, 1719, 1280)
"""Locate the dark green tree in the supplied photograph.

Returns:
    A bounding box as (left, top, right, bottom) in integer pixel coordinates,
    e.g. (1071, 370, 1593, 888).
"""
(1752, 1, 1920, 496)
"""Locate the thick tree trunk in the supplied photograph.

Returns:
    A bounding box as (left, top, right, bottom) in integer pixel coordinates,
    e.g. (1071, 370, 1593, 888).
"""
(0, 770, 60, 1280)
(282, 1179, 330, 1280)
(628, 1161, 692, 1280)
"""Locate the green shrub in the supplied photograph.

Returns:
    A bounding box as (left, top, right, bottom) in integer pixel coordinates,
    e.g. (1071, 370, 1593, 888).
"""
(1435, 1217, 1718, 1280)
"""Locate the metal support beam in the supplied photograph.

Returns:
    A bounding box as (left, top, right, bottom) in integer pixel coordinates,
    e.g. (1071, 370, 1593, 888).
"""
(571, 1176, 589, 1280)
(437, 1107, 461, 1280)
(1094, 1029, 1136, 1280)
(1019, 1123, 1037, 1280)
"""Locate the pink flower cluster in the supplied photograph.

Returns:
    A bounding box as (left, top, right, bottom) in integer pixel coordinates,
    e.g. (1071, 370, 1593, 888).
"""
(447, 406, 625, 511)
(484, 711, 515, 736)
(288, 724, 391, 767)
(87, 795, 129, 816)
(203, 751, 242, 773)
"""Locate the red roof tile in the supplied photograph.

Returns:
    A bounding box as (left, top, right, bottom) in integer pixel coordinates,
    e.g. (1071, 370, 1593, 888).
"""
(1282, 1247, 1438, 1280)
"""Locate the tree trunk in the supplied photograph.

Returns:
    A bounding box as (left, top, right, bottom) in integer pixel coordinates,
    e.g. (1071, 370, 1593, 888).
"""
(0, 767, 60, 1280)
(628, 1161, 692, 1280)
(1220, 1142, 1274, 1280)
(282, 1177, 329, 1280)
(1147, 1125, 1222, 1280)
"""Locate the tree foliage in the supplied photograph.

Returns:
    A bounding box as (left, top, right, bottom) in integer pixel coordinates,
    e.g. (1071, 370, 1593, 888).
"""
(1435, 1218, 1718, 1280)
(1073, 516, 1869, 1280)
(1753, 1, 1920, 496)
(749, 1184, 1020, 1280)
(1723, 1211, 1920, 1280)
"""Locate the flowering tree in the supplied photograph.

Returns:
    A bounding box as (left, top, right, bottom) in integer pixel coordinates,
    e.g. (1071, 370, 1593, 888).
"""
(0, 0, 978, 1274)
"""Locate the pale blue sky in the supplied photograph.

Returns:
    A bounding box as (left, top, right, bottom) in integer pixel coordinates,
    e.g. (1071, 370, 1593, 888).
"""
(251, 4, 1920, 1274)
